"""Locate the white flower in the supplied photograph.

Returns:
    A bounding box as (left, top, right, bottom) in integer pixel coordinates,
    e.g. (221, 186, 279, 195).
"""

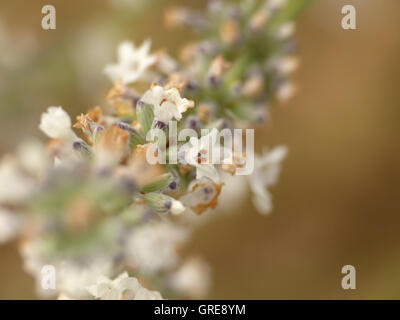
(168, 258, 211, 299)
(17, 140, 50, 176)
(277, 81, 296, 102)
(266, 0, 288, 11)
(140, 84, 194, 123)
(217, 172, 249, 214)
(57, 257, 114, 299)
(275, 22, 295, 40)
(125, 222, 189, 275)
(0, 208, 21, 243)
(170, 199, 185, 215)
(0, 156, 35, 203)
(87, 272, 162, 300)
(39, 106, 77, 141)
(20, 240, 114, 299)
(104, 40, 156, 85)
(248, 146, 288, 214)
(179, 129, 231, 183)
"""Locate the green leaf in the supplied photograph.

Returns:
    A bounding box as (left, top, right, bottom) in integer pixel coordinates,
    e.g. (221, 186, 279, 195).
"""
(141, 173, 173, 193)
(117, 122, 145, 148)
(137, 102, 154, 134)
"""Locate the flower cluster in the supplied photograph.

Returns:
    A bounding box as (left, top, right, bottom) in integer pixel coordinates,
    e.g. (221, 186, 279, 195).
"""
(0, 0, 309, 299)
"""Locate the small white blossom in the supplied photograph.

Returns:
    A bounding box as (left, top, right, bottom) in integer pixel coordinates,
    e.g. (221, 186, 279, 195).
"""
(179, 129, 231, 183)
(57, 257, 114, 299)
(87, 272, 162, 300)
(276, 81, 296, 102)
(266, 0, 288, 11)
(104, 40, 156, 84)
(17, 140, 50, 176)
(39, 106, 77, 141)
(125, 222, 189, 275)
(168, 258, 211, 299)
(20, 240, 114, 299)
(0, 156, 35, 203)
(248, 146, 288, 214)
(275, 22, 295, 40)
(0, 208, 21, 243)
(140, 84, 194, 123)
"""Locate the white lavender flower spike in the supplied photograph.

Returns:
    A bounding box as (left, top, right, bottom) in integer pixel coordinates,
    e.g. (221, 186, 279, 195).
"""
(0, 0, 310, 300)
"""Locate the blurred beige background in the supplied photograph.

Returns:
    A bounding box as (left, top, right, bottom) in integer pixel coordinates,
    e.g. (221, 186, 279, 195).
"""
(0, 0, 399, 299)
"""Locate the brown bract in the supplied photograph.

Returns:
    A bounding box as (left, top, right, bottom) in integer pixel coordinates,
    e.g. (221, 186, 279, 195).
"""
(66, 196, 96, 234)
(97, 125, 130, 160)
(164, 72, 187, 92)
(107, 80, 134, 115)
(197, 103, 213, 123)
(179, 43, 197, 64)
(249, 10, 269, 32)
(164, 7, 187, 29)
(209, 55, 231, 79)
(220, 19, 240, 45)
(127, 144, 165, 188)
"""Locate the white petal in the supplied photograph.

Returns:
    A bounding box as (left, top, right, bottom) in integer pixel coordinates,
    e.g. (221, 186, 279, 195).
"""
(196, 164, 219, 183)
(170, 200, 185, 215)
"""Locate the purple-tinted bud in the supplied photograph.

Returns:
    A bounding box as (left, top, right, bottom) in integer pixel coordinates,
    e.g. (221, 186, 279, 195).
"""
(164, 200, 172, 211)
(169, 181, 178, 190)
(120, 177, 137, 193)
(117, 122, 129, 130)
(73, 141, 83, 150)
(208, 74, 221, 87)
(186, 80, 199, 92)
(73, 141, 91, 157)
(208, 0, 222, 13)
(155, 120, 167, 130)
(256, 108, 268, 125)
(283, 40, 299, 54)
(228, 7, 241, 20)
(186, 115, 202, 131)
(220, 119, 232, 130)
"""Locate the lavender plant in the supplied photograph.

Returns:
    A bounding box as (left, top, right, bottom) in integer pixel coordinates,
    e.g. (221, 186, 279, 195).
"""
(0, 0, 310, 299)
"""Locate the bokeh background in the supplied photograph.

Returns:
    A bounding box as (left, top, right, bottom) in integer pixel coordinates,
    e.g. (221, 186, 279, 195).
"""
(0, 0, 399, 299)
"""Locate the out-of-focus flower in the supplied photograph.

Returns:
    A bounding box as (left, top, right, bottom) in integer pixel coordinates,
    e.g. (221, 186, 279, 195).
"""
(56, 257, 114, 299)
(17, 140, 50, 176)
(87, 272, 162, 300)
(140, 84, 194, 124)
(168, 257, 211, 299)
(0, 156, 35, 203)
(249, 146, 288, 214)
(179, 129, 231, 183)
(104, 40, 156, 85)
(267, 0, 289, 11)
(217, 171, 249, 214)
(274, 22, 295, 40)
(125, 222, 188, 275)
(39, 107, 78, 142)
(94, 125, 130, 168)
(21, 239, 115, 298)
(0, 208, 21, 243)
